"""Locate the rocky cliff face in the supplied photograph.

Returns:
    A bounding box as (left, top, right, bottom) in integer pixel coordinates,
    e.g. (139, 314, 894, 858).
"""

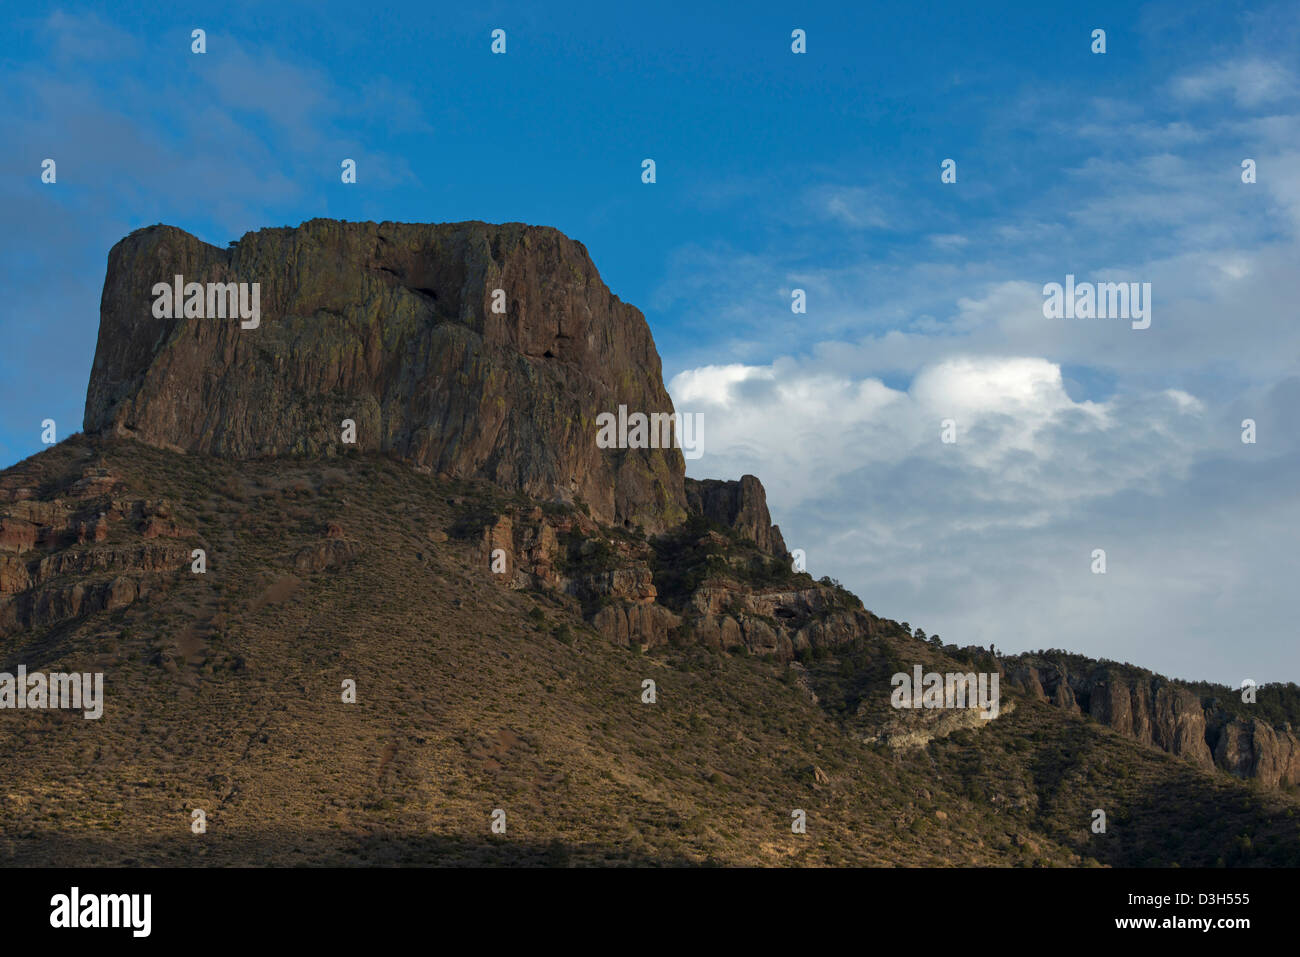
(1005, 656, 1300, 788)
(0, 451, 194, 637)
(684, 476, 787, 556)
(1210, 715, 1300, 789)
(84, 220, 688, 533)
(475, 496, 864, 658)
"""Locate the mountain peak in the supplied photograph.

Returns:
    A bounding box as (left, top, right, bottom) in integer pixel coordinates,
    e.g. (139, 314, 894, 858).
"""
(84, 220, 688, 532)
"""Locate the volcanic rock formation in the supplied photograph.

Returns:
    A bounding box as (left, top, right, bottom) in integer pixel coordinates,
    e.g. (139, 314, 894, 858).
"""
(84, 220, 691, 533)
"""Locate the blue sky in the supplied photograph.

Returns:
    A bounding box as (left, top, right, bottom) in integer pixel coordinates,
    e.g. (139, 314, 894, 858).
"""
(2, 0, 1298, 683)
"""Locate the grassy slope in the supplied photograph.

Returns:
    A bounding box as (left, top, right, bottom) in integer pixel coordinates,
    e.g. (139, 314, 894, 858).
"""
(1, 437, 1297, 866)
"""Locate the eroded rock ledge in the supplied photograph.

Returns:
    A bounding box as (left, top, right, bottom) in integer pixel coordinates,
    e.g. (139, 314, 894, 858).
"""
(1005, 658, 1300, 788)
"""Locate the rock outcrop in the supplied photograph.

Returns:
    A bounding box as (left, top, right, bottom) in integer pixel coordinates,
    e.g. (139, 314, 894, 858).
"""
(867, 698, 1016, 750)
(475, 498, 869, 658)
(1005, 654, 1299, 788)
(1210, 716, 1300, 789)
(684, 475, 787, 556)
(0, 464, 195, 636)
(84, 220, 688, 533)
